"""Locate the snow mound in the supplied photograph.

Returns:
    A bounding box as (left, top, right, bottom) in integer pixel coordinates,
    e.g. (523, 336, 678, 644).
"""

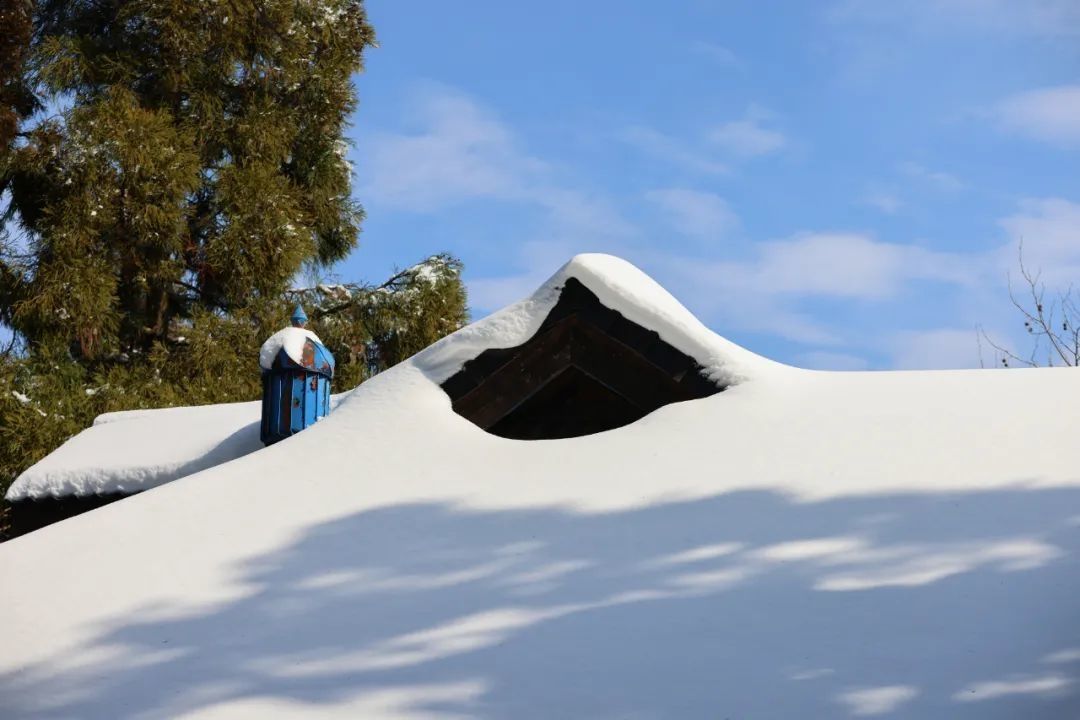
(415, 253, 786, 386)
(259, 327, 323, 371)
(2, 254, 1080, 719)
(5, 394, 348, 501)
(5, 401, 263, 501)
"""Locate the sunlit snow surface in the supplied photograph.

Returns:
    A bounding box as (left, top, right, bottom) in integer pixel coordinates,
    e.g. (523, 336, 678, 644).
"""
(5, 402, 264, 500)
(5, 394, 345, 501)
(2, 254, 1080, 719)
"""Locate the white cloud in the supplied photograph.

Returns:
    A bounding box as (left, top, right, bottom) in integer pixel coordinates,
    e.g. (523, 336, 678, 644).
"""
(359, 87, 542, 212)
(656, 263, 835, 346)
(467, 273, 549, 317)
(619, 126, 729, 176)
(645, 189, 739, 241)
(826, 2, 1080, 86)
(996, 85, 1080, 148)
(953, 674, 1072, 702)
(359, 86, 634, 243)
(360, 86, 642, 316)
(997, 197, 1080, 286)
(707, 109, 787, 158)
(658, 232, 977, 345)
(534, 187, 637, 238)
(689, 41, 744, 69)
(795, 351, 870, 371)
(1042, 648, 1080, 665)
(830, 0, 1080, 38)
(470, 226, 993, 351)
(898, 162, 964, 192)
(836, 685, 920, 716)
(622, 106, 787, 173)
(889, 328, 984, 370)
(733, 233, 973, 299)
(863, 191, 903, 214)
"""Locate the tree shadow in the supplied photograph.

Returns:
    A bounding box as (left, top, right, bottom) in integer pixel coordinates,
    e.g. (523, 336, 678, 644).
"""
(4, 486, 1080, 718)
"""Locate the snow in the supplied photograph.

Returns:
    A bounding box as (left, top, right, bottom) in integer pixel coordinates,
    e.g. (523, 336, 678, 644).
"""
(413, 253, 779, 388)
(2, 254, 1080, 719)
(6, 395, 347, 501)
(6, 401, 263, 500)
(259, 326, 323, 371)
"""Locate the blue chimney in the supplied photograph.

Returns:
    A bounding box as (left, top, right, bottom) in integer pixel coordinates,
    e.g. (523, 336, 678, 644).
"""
(259, 307, 334, 445)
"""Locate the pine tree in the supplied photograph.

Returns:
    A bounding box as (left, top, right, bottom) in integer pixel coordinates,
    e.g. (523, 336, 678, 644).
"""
(2, 0, 376, 358)
(292, 254, 469, 387)
(0, 0, 34, 151)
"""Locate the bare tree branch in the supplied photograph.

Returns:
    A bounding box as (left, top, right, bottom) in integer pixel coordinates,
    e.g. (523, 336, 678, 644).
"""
(992, 241, 1080, 367)
(978, 325, 1037, 368)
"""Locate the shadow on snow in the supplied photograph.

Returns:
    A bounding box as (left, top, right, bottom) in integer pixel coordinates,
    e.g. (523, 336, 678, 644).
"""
(5, 485, 1080, 718)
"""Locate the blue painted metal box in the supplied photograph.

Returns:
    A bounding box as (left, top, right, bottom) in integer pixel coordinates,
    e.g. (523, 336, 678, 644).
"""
(260, 307, 335, 445)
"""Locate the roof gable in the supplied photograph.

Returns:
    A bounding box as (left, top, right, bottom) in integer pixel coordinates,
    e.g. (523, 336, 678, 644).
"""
(441, 278, 724, 439)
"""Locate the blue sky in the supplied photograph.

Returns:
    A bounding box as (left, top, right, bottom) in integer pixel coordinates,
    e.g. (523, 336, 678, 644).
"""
(337, 0, 1080, 370)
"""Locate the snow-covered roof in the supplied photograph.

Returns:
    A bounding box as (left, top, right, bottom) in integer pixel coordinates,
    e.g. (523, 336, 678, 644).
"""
(5, 401, 263, 501)
(2, 254, 1079, 719)
(5, 393, 347, 501)
(7, 326, 337, 502)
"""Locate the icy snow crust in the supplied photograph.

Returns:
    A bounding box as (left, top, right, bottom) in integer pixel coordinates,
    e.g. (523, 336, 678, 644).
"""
(2, 254, 1080, 720)
(259, 326, 323, 371)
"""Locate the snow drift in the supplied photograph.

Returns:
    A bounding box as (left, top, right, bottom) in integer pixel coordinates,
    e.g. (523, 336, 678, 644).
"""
(1, 254, 1079, 719)
(5, 401, 264, 501)
(5, 395, 346, 501)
